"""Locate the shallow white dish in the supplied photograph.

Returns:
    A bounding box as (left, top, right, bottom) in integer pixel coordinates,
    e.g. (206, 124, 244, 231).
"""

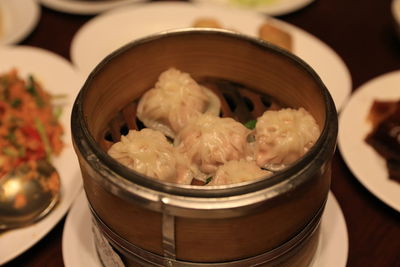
(62, 190, 348, 267)
(70, 2, 351, 111)
(0, 46, 84, 265)
(0, 0, 40, 45)
(339, 70, 400, 212)
(39, 0, 144, 15)
(193, 0, 315, 16)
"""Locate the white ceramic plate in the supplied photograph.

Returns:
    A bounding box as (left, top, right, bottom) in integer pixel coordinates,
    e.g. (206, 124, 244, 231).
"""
(62, 190, 348, 267)
(0, 0, 40, 45)
(70, 2, 351, 111)
(338, 70, 400, 212)
(39, 0, 145, 15)
(0, 46, 84, 265)
(192, 0, 315, 16)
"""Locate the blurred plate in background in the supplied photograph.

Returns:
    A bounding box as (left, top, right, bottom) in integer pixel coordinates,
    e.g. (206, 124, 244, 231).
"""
(192, 0, 316, 16)
(70, 2, 351, 110)
(39, 0, 145, 15)
(0, 0, 40, 45)
(339, 70, 400, 212)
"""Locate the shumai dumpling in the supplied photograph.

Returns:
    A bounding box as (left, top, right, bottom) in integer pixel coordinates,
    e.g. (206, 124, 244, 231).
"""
(251, 108, 320, 169)
(207, 160, 272, 186)
(108, 129, 192, 184)
(137, 68, 220, 138)
(175, 114, 250, 180)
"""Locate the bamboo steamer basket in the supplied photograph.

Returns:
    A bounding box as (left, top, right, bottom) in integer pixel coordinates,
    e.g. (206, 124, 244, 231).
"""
(71, 29, 338, 266)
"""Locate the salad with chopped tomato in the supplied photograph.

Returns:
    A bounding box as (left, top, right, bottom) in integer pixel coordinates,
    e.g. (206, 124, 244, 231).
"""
(0, 69, 64, 178)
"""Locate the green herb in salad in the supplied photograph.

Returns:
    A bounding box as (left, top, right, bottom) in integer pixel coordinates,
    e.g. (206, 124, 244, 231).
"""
(27, 75, 44, 107)
(34, 118, 52, 159)
(11, 98, 22, 108)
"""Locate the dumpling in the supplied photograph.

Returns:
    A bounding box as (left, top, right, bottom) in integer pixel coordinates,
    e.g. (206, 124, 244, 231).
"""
(175, 114, 250, 180)
(207, 160, 272, 186)
(137, 68, 220, 138)
(250, 108, 320, 169)
(107, 128, 192, 184)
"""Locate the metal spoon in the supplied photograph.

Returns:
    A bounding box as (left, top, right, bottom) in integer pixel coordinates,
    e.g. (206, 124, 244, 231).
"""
(0, 160, 60, 230)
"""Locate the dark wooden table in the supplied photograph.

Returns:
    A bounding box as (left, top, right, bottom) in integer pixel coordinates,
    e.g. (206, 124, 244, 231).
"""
(3, 0, 400, 266)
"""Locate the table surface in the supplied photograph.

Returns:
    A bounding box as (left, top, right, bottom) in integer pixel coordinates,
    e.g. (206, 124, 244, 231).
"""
(2, 0, 400, 266)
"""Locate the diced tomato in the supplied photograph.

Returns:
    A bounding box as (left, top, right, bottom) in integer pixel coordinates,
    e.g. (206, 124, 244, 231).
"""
(20, 125, 46, 160)
(21, 125, 41, 141)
